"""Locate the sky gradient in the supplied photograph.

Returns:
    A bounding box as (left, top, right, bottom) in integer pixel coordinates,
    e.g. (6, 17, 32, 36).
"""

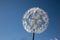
(0, 0, 60, 40)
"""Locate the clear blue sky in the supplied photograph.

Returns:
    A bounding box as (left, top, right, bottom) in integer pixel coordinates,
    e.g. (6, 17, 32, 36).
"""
(0, 0, 60, 40)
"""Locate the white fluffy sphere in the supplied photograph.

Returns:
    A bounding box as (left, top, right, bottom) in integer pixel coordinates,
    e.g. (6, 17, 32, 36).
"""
(22, 7, 49, 34)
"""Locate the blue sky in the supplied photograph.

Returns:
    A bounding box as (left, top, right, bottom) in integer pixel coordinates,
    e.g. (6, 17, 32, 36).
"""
(0, 0, 60, 40)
